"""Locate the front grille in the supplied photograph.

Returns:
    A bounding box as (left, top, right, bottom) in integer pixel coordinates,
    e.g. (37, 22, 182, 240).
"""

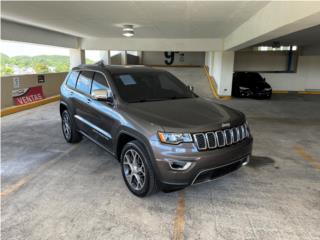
(193, 123, 249, 151)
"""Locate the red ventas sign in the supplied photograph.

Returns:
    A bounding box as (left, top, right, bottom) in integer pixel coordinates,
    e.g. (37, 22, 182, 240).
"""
(12, 86, 45, 105)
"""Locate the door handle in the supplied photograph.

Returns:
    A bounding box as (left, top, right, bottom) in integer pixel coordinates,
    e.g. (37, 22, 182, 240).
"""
(69, 91, 74, 95)
(87, 98, 92, 103)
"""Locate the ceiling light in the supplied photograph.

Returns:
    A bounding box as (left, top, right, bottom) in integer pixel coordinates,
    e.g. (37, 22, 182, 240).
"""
(123, 25, 133, 31)
(123, 31, 134, 37)
(122, 25, 134, 37)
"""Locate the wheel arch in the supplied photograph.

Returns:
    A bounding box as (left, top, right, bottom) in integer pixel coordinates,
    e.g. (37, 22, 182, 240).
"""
(115, 129, 156, 168)
(59, 101, 68, 116)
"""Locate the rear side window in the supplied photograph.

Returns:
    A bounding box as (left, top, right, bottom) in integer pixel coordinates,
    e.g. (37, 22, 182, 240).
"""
(76, 71, 94, 95)
(66, 71, 79, 88)
(91, 72, 109, 92)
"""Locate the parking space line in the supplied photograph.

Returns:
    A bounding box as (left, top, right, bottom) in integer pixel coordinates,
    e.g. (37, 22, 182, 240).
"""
(1, 144, 79, 197)
(293, 145, 320, 171)
(172, 190, 185, 240)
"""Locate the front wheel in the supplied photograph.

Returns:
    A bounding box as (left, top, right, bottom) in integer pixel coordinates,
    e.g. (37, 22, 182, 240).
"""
(120, 140, 158, 197)
(61, 110, 82, 143)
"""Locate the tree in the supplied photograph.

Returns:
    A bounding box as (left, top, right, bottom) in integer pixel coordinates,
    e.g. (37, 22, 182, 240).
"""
(1, 66, 14, 76)
(33, 62, 49, 73)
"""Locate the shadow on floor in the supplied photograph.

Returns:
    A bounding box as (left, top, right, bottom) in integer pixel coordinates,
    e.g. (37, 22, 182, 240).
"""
(248, 156, 277, 169)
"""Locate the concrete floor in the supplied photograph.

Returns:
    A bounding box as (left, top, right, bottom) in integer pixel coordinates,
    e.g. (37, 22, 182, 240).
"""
(1, 94, 320, 240)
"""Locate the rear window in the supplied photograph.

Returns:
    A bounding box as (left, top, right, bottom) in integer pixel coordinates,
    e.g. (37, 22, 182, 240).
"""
(66, 71, 79, 88)
(76, 71, 94, 95)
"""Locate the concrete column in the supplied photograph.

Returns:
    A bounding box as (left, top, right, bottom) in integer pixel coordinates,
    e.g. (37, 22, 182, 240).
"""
(121, 51, 127, 65)
(212, 51, 235, 96)
(206, 51, 215, 76)
(205, 52, 209, 67)
(137, 51, 143, 65)
(69, 49, 85, 69)
(99, 50, 111, 65)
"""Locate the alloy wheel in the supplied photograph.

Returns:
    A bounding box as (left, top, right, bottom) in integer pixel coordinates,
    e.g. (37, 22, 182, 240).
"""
(62, 111, 72, 140)
(123, 149, 146, 191)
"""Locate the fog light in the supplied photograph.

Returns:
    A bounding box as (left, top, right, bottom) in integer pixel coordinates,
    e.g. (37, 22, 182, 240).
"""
(168, 160, 192, 171)
(242, 156, 250, 166)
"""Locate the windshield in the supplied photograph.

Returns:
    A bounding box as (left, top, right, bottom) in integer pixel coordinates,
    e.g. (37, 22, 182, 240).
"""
(112, 71, 197, 103)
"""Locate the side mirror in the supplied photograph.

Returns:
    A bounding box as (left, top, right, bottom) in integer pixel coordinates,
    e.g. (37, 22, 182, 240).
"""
(187, 85, 194, 92)
(92, 89, 114, 104)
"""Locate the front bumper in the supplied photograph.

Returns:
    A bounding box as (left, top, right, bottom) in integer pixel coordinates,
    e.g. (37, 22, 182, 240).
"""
(150, 137, 253, 190)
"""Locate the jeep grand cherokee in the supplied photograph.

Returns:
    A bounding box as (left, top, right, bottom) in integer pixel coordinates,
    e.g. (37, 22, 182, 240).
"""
(60, 62, 253, 197)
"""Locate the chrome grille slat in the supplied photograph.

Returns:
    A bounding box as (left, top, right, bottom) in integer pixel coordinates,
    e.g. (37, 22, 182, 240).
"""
(193, 123, 250, 151)
(206, 132, 217, 149)
(225, 129, 233, 145)
(240, 125, 245, 140)
(215, 131, 225, 147)
(236, 127, 240, 142)
(193, 133, 207, 150)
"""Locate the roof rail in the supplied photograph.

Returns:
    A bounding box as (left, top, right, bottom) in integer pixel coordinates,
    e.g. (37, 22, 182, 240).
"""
(94, 60, 105, 67)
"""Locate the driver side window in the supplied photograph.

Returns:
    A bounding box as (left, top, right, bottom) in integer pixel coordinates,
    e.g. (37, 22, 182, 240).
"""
(91, 72, 109, 94)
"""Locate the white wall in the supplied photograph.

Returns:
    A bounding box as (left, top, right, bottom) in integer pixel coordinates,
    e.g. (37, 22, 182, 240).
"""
(261, 56, 320, 91)
(234, 51, 290, 72)
(142, 52, 205, 66)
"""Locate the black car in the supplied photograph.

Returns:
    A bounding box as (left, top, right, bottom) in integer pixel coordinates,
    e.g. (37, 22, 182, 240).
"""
(232, 72, 272, 99)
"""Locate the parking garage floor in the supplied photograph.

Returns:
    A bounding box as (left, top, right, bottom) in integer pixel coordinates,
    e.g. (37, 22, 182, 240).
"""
(1, 94, 320, 240)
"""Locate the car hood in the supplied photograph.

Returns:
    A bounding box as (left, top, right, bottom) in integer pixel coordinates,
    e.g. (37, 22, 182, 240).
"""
(122, 98, 245, 132)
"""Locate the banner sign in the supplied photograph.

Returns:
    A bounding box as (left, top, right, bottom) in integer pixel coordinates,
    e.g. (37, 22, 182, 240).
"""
(12, 86, 45, 105)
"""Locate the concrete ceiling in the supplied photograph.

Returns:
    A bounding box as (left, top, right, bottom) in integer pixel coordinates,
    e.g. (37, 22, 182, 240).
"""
(262, 24, 320, 47)
(1, 1, 268, 39)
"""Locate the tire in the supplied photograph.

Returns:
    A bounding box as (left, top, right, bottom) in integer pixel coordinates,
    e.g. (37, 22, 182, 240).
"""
(61, 110, 82, 143)
(120, 140, 158, 197)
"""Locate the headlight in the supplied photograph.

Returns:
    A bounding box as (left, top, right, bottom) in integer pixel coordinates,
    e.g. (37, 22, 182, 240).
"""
(239, 87, 250, 90)
(158, 132, 193, 144)
(264, 88, 272, 91)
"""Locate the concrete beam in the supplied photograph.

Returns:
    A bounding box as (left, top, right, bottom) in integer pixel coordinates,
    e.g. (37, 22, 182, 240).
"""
(1, 19, 79, 49)
(80, 38, 223, 52)
(224, 2, 320, 51)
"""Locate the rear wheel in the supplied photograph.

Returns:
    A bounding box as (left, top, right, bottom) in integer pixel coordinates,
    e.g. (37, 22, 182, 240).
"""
(61, 110, 82, 143)
(120, 140, 158, 197)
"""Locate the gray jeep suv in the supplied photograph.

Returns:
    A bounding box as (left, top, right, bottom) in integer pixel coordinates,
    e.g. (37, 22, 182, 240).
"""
(60, 62, 253, 197)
